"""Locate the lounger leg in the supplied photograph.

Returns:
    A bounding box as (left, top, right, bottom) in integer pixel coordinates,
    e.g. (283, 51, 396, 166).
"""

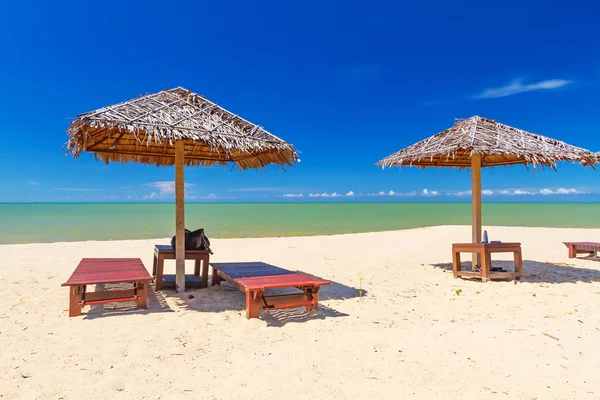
(200, 255, 209, 289)
(481, 251, 490, 283)
(514, 249, 523, 281)
(452, 251, 461, 278)
(156, 255, 164, 291)
(69, 285, 82, 317)
(305, 287, 320, 312)
(246, 290, 261, 319)
(211, 267, 223, 286)
(136, 281, 148, 309)
(152, 253, 157, 276)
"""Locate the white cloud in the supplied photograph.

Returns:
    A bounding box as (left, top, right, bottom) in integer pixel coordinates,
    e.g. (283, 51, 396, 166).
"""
(203, 193, 217, 200)
(309, 193, 321, 197)
(378, 191, 386, 196)
(422, 188, 439, 196)
(473, 78, 572, 99)
(482, 189, 494, 196)
(555, 188, 578, 194)
(283, 193, 303, 198)
(499, 190, 510, 195)
(388, 190, 396, 196)
(28, 180, 39, 185)
(143, 192, 158, 200)
(456, 190, 471, 197)
(540, 188, 581, 195)
(346, 191, 355, 197)
(513, 190, 535, 195)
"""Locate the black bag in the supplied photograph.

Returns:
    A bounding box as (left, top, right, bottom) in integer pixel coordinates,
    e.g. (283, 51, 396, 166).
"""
(171, 228, 213, 254)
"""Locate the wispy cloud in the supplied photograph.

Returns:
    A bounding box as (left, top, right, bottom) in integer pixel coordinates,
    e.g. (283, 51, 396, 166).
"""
(473, 78, 572, 99)
(55, 188, 99, 191)
(230, 187, 289, 192)
(343, 64, 383, 83)
(422, 188, 439, 196)
(308, 192, 340, 198)
(144, 181, 194, 197)
(283, 193, 303, 198)
(28, 180, 40, 185)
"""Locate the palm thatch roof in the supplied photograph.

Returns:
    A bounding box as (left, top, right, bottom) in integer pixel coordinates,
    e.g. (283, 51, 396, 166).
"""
(377, 116, 596, 169)
(65, 87, 298, 169)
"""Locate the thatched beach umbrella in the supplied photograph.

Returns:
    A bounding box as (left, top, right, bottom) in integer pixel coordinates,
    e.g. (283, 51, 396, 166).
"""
(377, 116, 596, 264)
(66, 87, 298, 292)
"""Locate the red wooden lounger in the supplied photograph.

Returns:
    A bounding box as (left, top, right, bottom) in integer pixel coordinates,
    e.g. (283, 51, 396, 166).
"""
(563, 242, 600, 258)
(210, 262, 331, 319)
(61, 258, 153, 317)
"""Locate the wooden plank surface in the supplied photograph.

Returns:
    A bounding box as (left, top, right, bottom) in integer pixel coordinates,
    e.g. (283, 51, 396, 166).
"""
(62, 258, 152, 286)
(211, 262, 294, 279)
(236, 273, 331, 291)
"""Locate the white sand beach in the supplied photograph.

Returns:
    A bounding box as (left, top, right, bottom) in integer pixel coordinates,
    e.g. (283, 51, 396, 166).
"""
(1, 225, 600, 399)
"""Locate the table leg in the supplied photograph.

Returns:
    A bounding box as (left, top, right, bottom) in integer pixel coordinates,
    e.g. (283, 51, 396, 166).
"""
(514, 249, 523, 280)
(481, 251, 491, 283)
(200, 255, 209, 289)
(194, 259, 200, 276)
(452, 251, 461, 278)
(156, 255, 164, 291)
(246, 290, 261, 319)
(136, 281, 148, 309)
(152, 253, 157, 276)
(69, 285, 82, 317)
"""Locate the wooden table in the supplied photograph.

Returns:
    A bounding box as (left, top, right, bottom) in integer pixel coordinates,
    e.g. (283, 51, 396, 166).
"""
(152, 245, 211, 290)
(211, 262, 331, 319)
(61, 258, 153, 317)
(452, 243, 523, 282)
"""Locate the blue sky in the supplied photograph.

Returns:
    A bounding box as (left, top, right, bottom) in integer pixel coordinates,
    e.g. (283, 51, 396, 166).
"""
(0, 0, 599, 203)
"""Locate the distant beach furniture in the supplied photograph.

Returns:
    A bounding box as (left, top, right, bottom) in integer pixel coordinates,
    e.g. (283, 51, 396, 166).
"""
(65, 87, 298, 292)
(62, 258, 153, 317)
(210, 262, 331, 319)
(377, 116, 597, 278)
(563, 242, 600, 259)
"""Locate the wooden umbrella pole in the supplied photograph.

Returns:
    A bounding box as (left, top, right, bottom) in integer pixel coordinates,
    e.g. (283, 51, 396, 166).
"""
(471, 153, 482, 267)
(175, 141, 186, 293)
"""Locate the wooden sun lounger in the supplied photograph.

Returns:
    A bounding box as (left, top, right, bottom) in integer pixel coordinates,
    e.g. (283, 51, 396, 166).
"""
(563, 242, 600, 258)
(210, 262, 331, 319)
(62, 258, 153, 317)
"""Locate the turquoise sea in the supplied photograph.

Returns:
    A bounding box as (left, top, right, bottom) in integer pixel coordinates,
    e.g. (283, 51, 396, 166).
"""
(1, 202, 599, 244)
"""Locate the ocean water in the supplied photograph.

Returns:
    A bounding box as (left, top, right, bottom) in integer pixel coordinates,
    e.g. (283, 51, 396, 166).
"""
(0, 202, 599, 244)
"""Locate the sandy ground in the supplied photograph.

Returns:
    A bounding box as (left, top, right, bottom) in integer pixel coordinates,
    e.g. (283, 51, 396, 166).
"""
(1, 225, 600, 400)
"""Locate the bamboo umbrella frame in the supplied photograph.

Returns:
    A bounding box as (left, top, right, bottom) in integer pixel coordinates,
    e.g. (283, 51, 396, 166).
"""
(377, 116, 597, 265)
(66, 87, 298, 292)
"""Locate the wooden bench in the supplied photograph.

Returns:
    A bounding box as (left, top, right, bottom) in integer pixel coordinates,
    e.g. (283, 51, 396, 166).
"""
(152, 245, 211, 290)
(61, 258, 153, 317)
(563, 242, 600, 258)
(452, 242, 523, 282)
(210, 262, 331, 319)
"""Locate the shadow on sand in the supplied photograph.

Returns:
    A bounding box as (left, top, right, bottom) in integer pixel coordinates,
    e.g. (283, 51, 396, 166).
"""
(157, 274, 358, 325)
(432, 259, 600, 284)
(84, 282, 173, 319)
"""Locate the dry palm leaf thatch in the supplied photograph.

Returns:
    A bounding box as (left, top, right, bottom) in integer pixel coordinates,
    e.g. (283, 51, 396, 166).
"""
(65, 87, 298, 169)
(377, 116, 597, 170)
